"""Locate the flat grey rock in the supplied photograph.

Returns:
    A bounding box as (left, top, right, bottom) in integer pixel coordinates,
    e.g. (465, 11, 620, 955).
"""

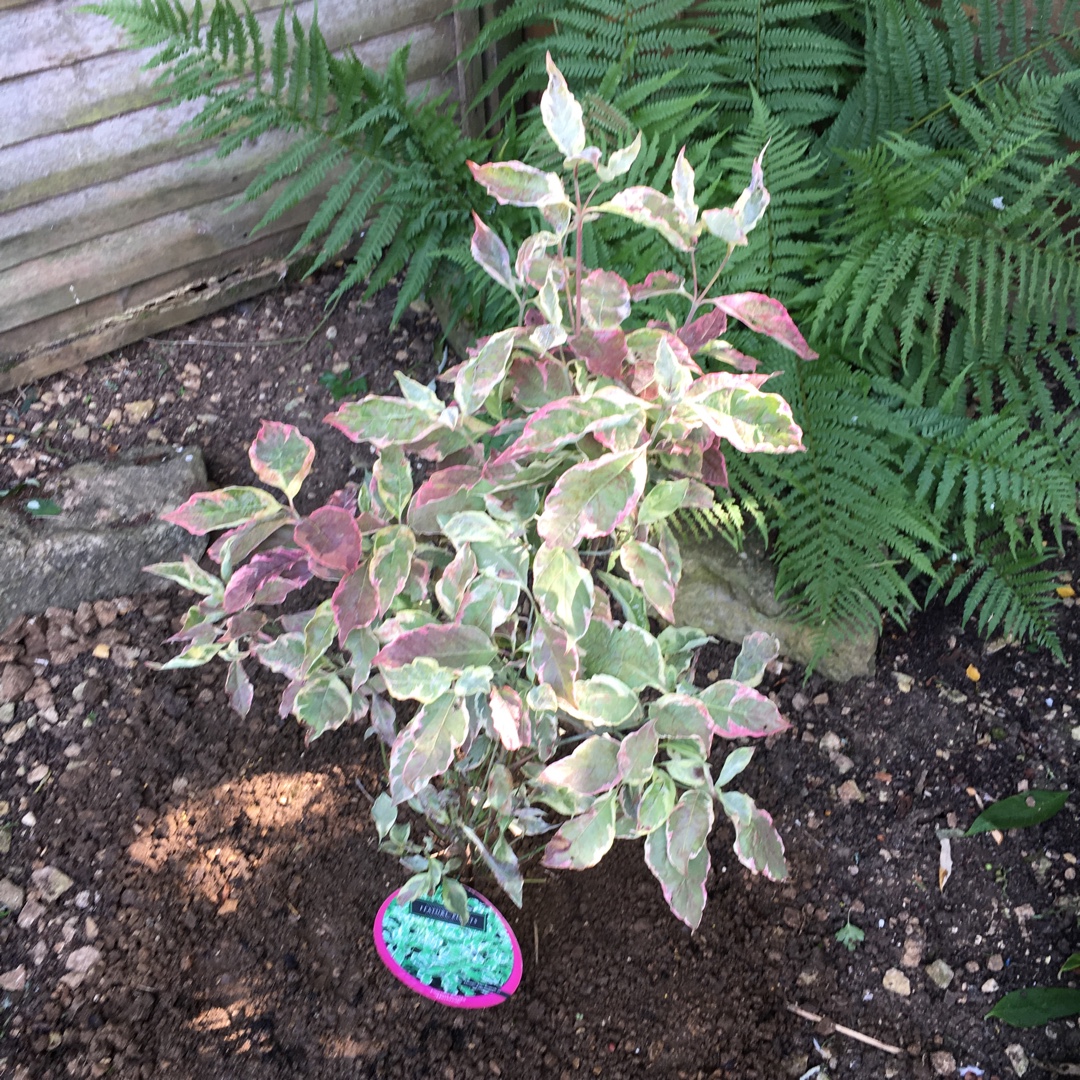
(674, 534, 877, 682)
(0, 446, 207, 627)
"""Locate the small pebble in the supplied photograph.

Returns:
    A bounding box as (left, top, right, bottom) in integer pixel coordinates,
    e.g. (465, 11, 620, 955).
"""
(882, 968, 911, 996)
(21, 811, 36, 827)
(926, 959, 954, 989)
(0, 965, 26, 992)
(26, 763, 48, 785)
(987, 953, 1004, 972)
(931, 1050, 956, 1076)
(980, 978, 999, 993)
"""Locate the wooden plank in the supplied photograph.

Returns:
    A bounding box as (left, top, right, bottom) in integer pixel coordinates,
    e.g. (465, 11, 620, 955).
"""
(0, 181, 330, 333)
(0, 228, 307, 389)
(3, 9, 455, 150)
(453, 5, 483, 139)
(3, 0, 453, 82)
(0, 73, 452, 214)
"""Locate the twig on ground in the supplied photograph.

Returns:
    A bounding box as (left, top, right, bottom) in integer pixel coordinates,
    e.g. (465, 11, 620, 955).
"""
(354, 779, 375, 803)
(533, 921, 539, 968)
(786, 1003, 903, 1055)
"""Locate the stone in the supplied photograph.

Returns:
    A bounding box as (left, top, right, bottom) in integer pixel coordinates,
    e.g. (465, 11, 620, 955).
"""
(0, 447, 207, 627)
(2, 720, 26, 745)
(1005, 1043, 1029, 1076)
(987, 953, 1004, 972)
(925, 959, 954, 989)
(0, 965, 26, 992)
(673, 534, 877, 681)
(901, 935, 925, 968)
(0, 663, 33, 703)
(30, 866, 74, 902)
(17, 897, 45, 929)
(980, 978, 999, 993)
(838, 779, 865, 805)
(65, 945, 101, 974)
(882, 968, 912, 996)
(0, 877, 25, 914)
(931, 1050, 956, 1076)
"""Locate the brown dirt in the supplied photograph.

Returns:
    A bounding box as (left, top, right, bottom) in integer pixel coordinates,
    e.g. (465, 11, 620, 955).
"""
(0, 270, 1077, 1080)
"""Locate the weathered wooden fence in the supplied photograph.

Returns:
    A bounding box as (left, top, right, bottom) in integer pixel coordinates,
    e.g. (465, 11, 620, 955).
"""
(0, 0, 478, 390)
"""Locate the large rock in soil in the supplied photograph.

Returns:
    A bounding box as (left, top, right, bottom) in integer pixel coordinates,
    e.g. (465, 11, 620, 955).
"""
(0, 446, 207, 626)
(674, 534, 877, 682)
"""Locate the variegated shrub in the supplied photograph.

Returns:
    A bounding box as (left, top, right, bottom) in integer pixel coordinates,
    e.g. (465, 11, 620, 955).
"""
(148, 56, 817, 930)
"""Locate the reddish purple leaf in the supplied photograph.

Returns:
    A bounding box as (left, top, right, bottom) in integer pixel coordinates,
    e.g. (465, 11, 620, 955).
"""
(678, 307, 728, 353)
(225, 660, 254, 718)
(701, 439, 729, 488)
(332, 566, 380, 641)
(222, 548, 311, 613)
(507, 354, 574, 411)
(630, 270, 684, 300)
(294, 506, 362, 575)
(580, 269, 631, 329)
(406, 466, 484, 535)
(374, 623, 497, 671)
(470, 212, 515, 293)
(713, 293, 818, 360)
(570, 328, 628, 379)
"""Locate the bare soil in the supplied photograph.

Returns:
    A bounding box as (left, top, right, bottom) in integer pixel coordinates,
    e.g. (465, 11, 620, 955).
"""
(0, 271, 1077, 1080)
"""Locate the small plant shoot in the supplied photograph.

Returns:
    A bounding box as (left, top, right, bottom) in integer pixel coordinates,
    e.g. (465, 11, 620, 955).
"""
(835, 916, 865, 952)
(148, 58, 816, 931)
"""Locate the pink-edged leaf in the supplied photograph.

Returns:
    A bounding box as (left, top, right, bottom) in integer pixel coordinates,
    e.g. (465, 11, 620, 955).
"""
(617, 719, 659, 786)
(620, 539, 678, 622)
(222, 548, 311, 613)
(514, 232, 560, 290)
(454, 328, 517, 416)
(254, 632, 305, 679)
(713, 293, 818, 359)
(533, 543, 594, 642)
(372, 445, 412, 522)
(470, 212, 515, 293)
(536, 734, 622, 796)
(332, 566, 380, 641)
(388, 693, 468, 803)
(598, 187, 695, 251)
(666, 787, 714, 874)
(224, 659, 254, 717)
(435, 544, 478, 619)
(527, 617, 580, 699)
(541, 792, 617, 870)
(630, 270, 684, 300)
(374, 623, 496, 671)
(570, 328, 628, 379)
(644, 826, 709, 931)
(207, 513, 290, 569)
(698, 679, 791, 738)
(649, 693, 713, 757)
(507, 353, 573, 411)
(580, 269, 631, 329)
(325, 396, 442, 449)
(406, 466, 484, 535)
(537, 449, 647, 548)
(697, 339, 760, 372)
(468, 159, 567, 209)
(294, 506, 362, 574)
(163, 486, 283, 536)
(671, 146, 698, 226)
(684, 373, 805, 454)
(678, 307, 728, 353)
(248, 421, 315, 501)
(718, 790, 787, 881)
(730, 631, 780, 687)
(625, 328, 699, 401)
(490, 685, 528, 752)
(541, 52, 586, 157)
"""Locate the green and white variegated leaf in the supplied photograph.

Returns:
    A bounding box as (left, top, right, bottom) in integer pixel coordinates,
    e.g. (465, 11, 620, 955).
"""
(371, 791, 397, 841)
(293, 673, 353, 739)
(459, 576, 520, 636)
(225, 659, 253, 717)
(531, 321, 569, 353)
(597, 571, 648, 628)
(537, 264, 564, 330)
(701, 144, 770, 246)
(637, 770, 676, 833)
(654, 333, 694, 402)
(541, 52, 586, 158)
(156, 641, 224, 669)
(649, 693, 713, 757)
(683, 373, 804, 454)
(666, 787, 714, 874)
(730, 631, 780, 688)
(535, 734, 622, 796)
(388, 693, 468, 804)
(325, 396, 442, 450)
(542, 791, 617, 870)
(718, 790, 787, 881)
(579, 270, 631, 330)
(489, 685, 527, 752)
(301, 600, 336, 675)
(145, 555, 223, 599)
(564, 675, 642, 730)
(454, 329, 517, 417)
(515, 230, 559, 289)
(380, 656, 455, 703)
(461, 824, 524, 907)
(472, 537, 530, 589)
(620, 540, 677, 623)
(440, 877, 471, 925)
(596, 131, 642, 183)
(369, 525, 417, 614)
(580, 621, 666, 693)
(697, 680, 790, 739)
(249, 421, 315, 501)
(162, 486, 285, 536)
(254, 632, 306, 679)
(671, 147, 698, 227)
(597, 187, 695, 252)
(617, 719, 659, 786)
(455, 665, 494, 697)
(373, 445, 412, 522)
(533, 543, 594, 641)
(716, 746, 755, 789)
(468, 159, 567, 210)
(644, 825, 710, 931)
(537, 449, 647, 548)
(436, 544, 478, 619)
(637, 480, 689, 527)
(440, 510, 514, 548)
(344, 626, 380, 690)
(470, 212, 516, 294)
(375, 622, 497, 671)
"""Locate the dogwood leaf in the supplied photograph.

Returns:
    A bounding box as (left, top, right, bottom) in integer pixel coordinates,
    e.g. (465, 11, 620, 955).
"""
(470, 213, 515, 293)
(163, 486, 284, 535)
(542, 791, 617, 870)
(536, 734, 622, 796)
(644, 826, 710, 930)
(541, 52, 586, 157)
(719, 790, 787, 880)
(248, 421, 315, 500)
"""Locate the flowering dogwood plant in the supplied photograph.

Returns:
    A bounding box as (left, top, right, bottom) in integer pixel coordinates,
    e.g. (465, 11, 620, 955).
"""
(148, 57, 816, 930)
